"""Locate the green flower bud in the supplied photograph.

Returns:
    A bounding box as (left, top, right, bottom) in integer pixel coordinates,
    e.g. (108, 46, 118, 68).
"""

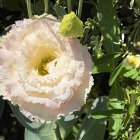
(59, 11, 83, 38)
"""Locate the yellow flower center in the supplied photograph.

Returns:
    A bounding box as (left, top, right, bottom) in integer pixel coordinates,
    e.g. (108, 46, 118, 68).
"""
(30, 44, 59, 76)
(37, 57, 54, 76)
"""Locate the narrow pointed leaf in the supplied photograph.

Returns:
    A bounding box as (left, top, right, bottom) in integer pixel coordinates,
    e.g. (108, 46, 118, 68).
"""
(108, 82, 124, 137)
(75, 96, 108, 140)
(109, 59, 126, 86)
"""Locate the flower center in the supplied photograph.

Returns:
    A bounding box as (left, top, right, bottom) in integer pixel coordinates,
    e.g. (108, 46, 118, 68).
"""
(30, 45, 59, 76)
(37, 57, 54, 76)
(127, 55, 140, 68)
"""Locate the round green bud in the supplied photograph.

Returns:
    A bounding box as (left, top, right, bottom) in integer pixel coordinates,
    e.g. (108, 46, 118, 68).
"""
(59, 11, 83, 38)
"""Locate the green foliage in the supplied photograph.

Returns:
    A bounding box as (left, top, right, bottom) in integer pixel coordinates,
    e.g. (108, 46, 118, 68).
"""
(109, 57, 127, 86)
(97, 0, 120, 53)
(123, 66, 140, 81)
(9, 103, 43, 132)
(75, 96, 108, 140)
(1, 0, 140, 139)
(57, 110, 83, 139)
(54, 5, 66, 20)
(93, 52, 122, 74)
(132, 126, 140, 140)
(25, 123, 58, 140)
(123, 101, 136, 128)
(92, 109, 123, 119)
(108, 82, 124, 138)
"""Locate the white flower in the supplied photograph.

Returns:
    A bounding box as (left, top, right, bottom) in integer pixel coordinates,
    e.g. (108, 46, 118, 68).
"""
(127, 55, 140, 68)
(0, 15, 93, 123)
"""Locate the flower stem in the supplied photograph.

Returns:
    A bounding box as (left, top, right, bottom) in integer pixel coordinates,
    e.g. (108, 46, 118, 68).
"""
(67, 0, 72, 13)
(26, 0, 33, 18)
(78, 0, 83, 18)
(44, 0, 49, 13)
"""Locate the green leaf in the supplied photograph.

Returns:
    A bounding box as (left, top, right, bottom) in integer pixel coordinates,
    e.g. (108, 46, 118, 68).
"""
(132, 126, 140, 140)
(54, 5, 67, 20)
(57, 110, 82, 139)
(125, 87, 140, 95)
(109, 58, 126, 86)
(93, 64, 111, 74)
(123, 67, 140, 80)
(123, 101, 136, 128)
(131, 71, 139, 79)
(75, 96, 108, 140)
(123, 68, 137, 77)
(94, 52, 121, 65)
(0, 97, 4, 119)
(92, 109, 124, 119)
(125, 65, 134, 70)
(93, 52, 122, 74)
(25, 123, 58, 140)
(108, 82, 124, 138)
(9, 103, 43, 132)
(97, 0, 120, 54)
(25, 129, 40, 140)
(136, 76, 140, 81)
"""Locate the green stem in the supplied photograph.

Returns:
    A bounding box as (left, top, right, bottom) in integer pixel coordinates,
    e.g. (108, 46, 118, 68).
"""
(78, 0, 83, 18)
(44, 0, 49, 13)
(67, 0, 72, 13)
(26, 0, 32, 18)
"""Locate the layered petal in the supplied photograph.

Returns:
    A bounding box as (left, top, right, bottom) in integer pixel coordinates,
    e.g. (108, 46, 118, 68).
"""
(0, 14, 93, 122)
